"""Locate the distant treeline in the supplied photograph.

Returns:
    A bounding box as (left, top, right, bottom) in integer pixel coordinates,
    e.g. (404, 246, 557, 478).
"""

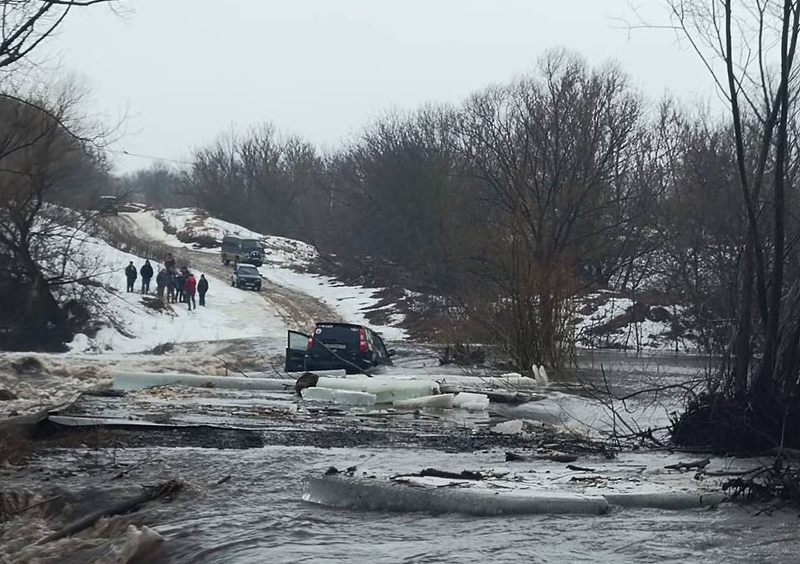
(120, 50, 769, 368)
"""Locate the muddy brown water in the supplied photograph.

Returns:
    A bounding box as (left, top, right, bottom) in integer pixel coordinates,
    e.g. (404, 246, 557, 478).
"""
(3, 344, 793, 563)
(5, 445, 800, 564)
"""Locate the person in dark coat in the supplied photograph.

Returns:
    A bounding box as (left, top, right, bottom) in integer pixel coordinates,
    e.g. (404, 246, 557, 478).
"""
(184, 271, 197, 311)
(140, 260, 154, 294)
(164, 253, 176, 272)
(125, 261, 137, 293)
(156, 268, 167, 300)
(197, 274, 209, 306)
(166, 270, 176, 303)
(175, 268, 186, 303)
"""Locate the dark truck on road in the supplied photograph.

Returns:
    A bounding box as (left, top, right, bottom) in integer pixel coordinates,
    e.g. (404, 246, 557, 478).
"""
(231, 263, 262, 291)
(285, 322, 395, 374)
(221, 235, 264, 267)
(98, 196, 119, 216)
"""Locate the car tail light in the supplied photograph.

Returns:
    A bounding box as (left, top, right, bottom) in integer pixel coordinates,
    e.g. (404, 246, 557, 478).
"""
(307, 333, 315, 350)
(359, 328, 368, 353)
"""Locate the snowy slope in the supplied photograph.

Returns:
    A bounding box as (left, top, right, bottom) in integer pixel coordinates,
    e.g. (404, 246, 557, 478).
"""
(259, 265, 406, 340)
(158, 207, 263, 241)
(573, 291, 695, 353)
(149, 208, 319, 265)
(129, 208, 407, 340)
(62, 231, 286, 354)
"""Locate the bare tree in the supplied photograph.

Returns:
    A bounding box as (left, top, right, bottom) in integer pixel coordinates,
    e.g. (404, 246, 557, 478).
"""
(664, 0, 800, 451)
(456, 50, 642, 369)
(184, 124, 323, 239)
(0, 0, 118, 71)
(0, 84, 105, 348)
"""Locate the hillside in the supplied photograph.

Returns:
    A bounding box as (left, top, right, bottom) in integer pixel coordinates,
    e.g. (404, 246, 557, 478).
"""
(124, 207, 697, 354)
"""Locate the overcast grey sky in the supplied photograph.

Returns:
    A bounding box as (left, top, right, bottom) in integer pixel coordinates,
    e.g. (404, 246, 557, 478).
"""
(45, 0, 717, 173)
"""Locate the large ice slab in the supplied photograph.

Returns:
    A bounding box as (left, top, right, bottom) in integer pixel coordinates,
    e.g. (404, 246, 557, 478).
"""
(452, 392, 490, 411)
(301, 387, 377, 406)
(393, 394, 455, 409)
(315, 377, 439, 403)
(303, 473, 727, 516)
(113, 372, 295, 392)
(303, 475, 609, 516)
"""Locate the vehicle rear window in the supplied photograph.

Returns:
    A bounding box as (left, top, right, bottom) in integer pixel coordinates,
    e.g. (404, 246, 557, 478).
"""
(242, 239, 261, 250)
(238, 266, 259, 276)
(314, 324, 360, 345)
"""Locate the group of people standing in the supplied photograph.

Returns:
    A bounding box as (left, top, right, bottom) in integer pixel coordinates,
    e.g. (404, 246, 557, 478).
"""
(124, 253, 209, 311)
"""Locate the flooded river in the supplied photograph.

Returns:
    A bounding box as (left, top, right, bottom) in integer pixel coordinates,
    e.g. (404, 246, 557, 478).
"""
(11, 445, 793, 564)
(3, 349, 799, 563)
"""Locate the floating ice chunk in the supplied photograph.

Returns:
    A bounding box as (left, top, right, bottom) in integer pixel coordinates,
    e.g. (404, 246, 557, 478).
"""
(453, 392, 490, 411)
(499, 401, 565, 423)
(603, 491, 726, 510)
(316, 377, 439, 403)
(394, 394, 455, 409)
(436, 375, 540, 394)
(303, 474, 726, 515)
(68, 333, 92, 353)
(301, 387, 376, 406)
(501, 372, 523, 378)
(491, 419, 524, 435)
(113, 372, 295, 392)
(303, 475, 609, 516)
(536, 365, 549, 386)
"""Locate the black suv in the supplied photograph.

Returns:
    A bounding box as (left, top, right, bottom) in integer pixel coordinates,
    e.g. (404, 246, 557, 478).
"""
(285, 322, 394, 374)
(231, 264, 262, 290)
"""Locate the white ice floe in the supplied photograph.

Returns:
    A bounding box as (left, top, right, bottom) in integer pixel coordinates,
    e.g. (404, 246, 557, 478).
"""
(393, 394, 455, 409)
(315, 376, 439, 403)
(491, 419, 525, 435)
(304, 474, 610, 515)
(303, 448, 745, 516)
(112, 372, 296, 392)
(301, 387, 377, 406)
(452, 392, 490, 411)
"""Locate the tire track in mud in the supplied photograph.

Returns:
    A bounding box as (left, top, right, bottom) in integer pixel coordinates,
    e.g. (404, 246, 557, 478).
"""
(113, 213, 336, 330)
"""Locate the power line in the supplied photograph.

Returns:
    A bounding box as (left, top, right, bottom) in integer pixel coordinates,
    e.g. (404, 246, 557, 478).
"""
(108, 149, 193, 166)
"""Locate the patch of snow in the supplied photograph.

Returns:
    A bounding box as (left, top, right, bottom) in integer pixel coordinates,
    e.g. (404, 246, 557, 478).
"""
(127, 209, 405, 337)
(53, 227, 286, 354)
(260, 264, 407, 340)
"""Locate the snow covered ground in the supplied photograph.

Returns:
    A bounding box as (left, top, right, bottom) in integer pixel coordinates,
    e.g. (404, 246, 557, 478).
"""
(126, 208, 407, 340)
(258, 265, 406, 340)
(157, 207, 263, 242)
(126, 208, 701, 350)
(573, 291, 696, 353)
(58, 230, 286, 354)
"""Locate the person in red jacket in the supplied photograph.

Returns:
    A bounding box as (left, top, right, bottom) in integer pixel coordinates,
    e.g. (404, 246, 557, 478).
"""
(184, 271, 197, 311)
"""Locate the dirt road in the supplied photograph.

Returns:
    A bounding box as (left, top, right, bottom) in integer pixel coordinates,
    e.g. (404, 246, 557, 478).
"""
(115, 212, 336, 330)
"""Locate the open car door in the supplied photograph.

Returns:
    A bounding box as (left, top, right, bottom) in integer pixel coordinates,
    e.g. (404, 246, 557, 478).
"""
(285, 330, 309, 373)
